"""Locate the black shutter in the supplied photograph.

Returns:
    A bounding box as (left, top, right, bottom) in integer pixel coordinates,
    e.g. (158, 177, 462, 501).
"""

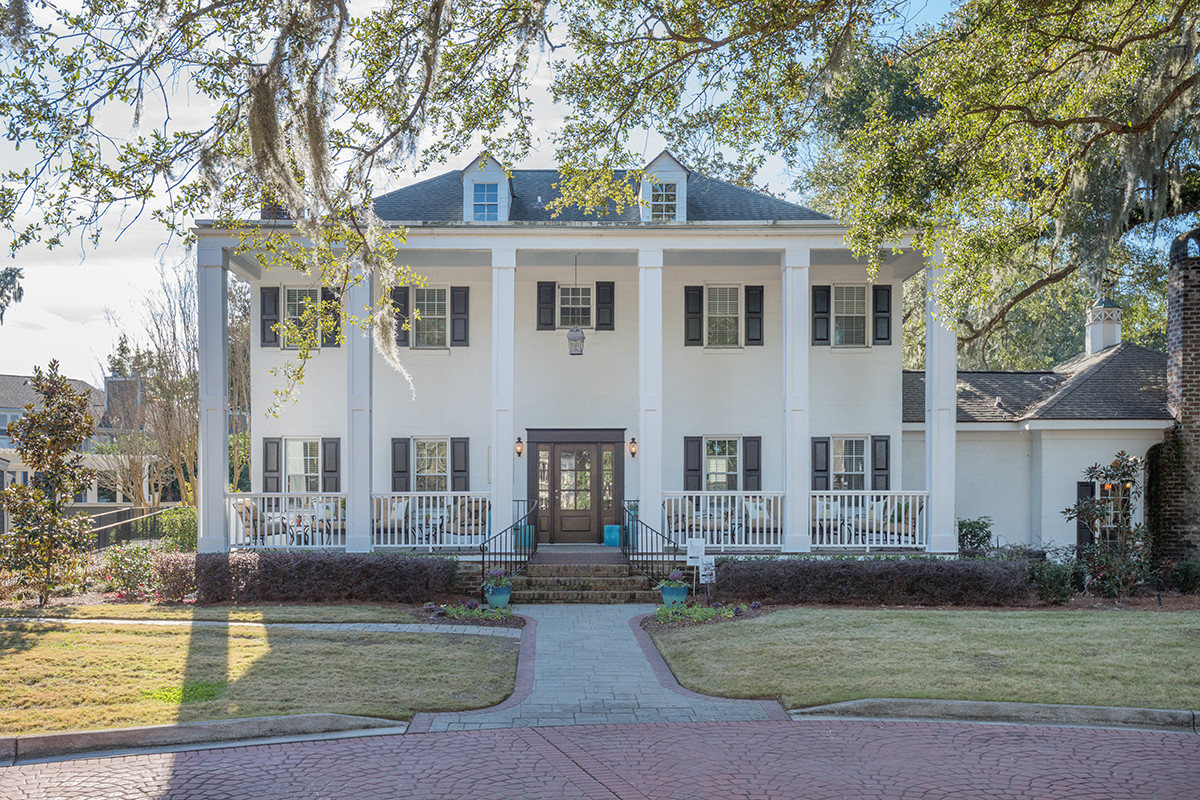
(684, 286, 703, 346)
(391, 438, 411, 492)
(260, 287, 280, 347)
(1076, 481, 1095, 548)
(743, 436, 762, 491)
(321, 287, 340, 348)
(873, 285, 892, 345)
(450, 286, 469, 346)
(391, 287, 409, 348)
(262, 437, 282, 493)
(684, 436, 703, 490)
(871, 436, 890, 490)
(596, 281, 615, 331)
(811, 437, 831, 490)
(537, 281, 556, 330)
(450, 437, 470, 491)
(812, 286, 831, 346)
(745, 286, 764, 346)
(321, 437, 341, 492)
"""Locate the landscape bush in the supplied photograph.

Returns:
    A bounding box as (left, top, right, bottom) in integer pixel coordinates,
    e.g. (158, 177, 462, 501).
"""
(194, 551, 459, 604)
(957, 516, 994, 556)
(152, 551, 196, 602)
(1029, 560, 1076, 605)
(104, 542, 157, 599)
(1170, 561, 1200, 594)
(159, 507, 198, 552)
(715, 557, 1030, 606)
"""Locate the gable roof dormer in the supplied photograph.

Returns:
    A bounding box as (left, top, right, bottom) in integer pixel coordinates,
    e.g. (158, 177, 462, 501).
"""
(461, 154, 513, 223)
(638, 150, 690, 223)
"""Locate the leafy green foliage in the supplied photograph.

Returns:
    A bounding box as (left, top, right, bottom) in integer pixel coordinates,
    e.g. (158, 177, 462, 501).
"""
(104, 543, 157, 600)
(0, 266, 22, 324)
(1029, 560, 1076, 605)
(654, 603, 736, 624)
(0, 361, 96, 606)
(143, 680, 228, 705)
(957, 516, 993, 554)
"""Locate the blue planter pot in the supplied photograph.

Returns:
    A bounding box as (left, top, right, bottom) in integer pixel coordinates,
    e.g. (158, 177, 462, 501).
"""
(484, 585, 511, 608)
(660, 586, 688, 607)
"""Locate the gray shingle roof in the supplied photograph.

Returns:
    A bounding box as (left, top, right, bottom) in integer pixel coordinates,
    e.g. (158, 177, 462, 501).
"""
(903, 343, 1171, 423)
(372, 170, 828, 223)
(0, 374, 104, 420)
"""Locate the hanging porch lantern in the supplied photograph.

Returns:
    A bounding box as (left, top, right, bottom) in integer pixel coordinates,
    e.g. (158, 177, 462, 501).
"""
(567, 325, 585, 355)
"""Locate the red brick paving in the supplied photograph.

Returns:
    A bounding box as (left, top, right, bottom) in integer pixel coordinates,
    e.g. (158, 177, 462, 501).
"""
(3, 719, 1198, 799)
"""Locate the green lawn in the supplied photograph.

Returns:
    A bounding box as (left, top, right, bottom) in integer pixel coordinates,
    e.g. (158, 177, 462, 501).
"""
(0, 621, 516, 734)
(650, 608, 1200, 710)
(0, 603, 418, 624)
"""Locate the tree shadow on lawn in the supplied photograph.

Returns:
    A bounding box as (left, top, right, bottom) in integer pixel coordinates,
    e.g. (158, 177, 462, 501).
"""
(0, 621, 66, 659)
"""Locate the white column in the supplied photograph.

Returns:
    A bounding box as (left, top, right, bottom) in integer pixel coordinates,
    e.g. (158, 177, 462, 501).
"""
(197, 244, 229, 553)
(638, 248, 664, 529)
(925, 257, 958, 553)
(344, 272, 373, 552)
(782, 248, 812, 552)
(491, 248, 517, 537)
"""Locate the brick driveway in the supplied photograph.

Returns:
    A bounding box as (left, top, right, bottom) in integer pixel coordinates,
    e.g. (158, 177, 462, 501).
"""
(3, 719, 1197, 799)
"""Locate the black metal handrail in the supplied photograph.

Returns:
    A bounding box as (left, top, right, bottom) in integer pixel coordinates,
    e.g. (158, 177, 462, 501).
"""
(90, 506, 175, 550)
(622, 501, 680, 585)
(479, 499, 538, 599)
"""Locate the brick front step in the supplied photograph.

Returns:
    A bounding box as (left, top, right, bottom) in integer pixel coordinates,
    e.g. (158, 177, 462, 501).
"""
(511, 575, 650, 592)
(509, 589, 662, 604)
(524, 564, 633, 578)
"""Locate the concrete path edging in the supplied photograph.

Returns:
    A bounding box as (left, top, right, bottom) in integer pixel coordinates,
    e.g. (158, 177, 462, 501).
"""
(792, 698, 1200, 733)
(0, 714, 406, 765)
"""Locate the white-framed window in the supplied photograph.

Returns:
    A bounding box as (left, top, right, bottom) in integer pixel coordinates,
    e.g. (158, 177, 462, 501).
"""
(285, 439, 320, 493)
(558, 285, 593, 328)
(651, 182, 677, 221)
(1097, 480, 1134, 545)
(284, 287, 320, 348)
(704, 437, 740, 491)
(0, 409, 21, 446)
(473, 183, 498, 221)
(833, 285, 868, 347)
(706, 286, 740, 348)
(832, 437, 866, 490)
(413, 287, 448, 348)
(414, 438, 449, 492)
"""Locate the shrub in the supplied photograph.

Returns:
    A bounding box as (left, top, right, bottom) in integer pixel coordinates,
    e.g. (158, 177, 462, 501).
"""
(1171, 561, 1200, 594)
(1030, 560, 1075, 605)
(159, 507, 198, 552)
(153, 552, 196, 602)
(655, 604, 738, 623)
(194, 551, 459, 604)
(957, 516, 993, 555)
(105, 542, 156, 599)
(1078, 542, 1153, 598)
(715, 557, 1030, 606)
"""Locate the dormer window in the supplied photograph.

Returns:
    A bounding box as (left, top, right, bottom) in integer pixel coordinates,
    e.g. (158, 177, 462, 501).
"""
(473, 183, 499, 221)
(651, 183, 677, 221)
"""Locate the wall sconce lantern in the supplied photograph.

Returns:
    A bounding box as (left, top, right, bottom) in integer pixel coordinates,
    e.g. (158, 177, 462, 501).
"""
(567, 325, 585, 356)
(514, 437, 524, 457)
(628, 438, 638, 458)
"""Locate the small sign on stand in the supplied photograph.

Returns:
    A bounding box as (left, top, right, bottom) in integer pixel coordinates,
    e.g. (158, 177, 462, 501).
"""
(686, 538, 706, 566)
(699, 555, 716, 585)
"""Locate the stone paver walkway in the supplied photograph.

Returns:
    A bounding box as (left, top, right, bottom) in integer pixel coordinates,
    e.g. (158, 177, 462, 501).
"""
(409, 604, 785, 731)
(3, 720, 1197, 799)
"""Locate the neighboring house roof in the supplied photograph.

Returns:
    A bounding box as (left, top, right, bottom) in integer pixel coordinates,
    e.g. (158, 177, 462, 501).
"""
(372, 170, 828, 223)
(0, 373, 105, 420)
(903, 343, 1171, 424)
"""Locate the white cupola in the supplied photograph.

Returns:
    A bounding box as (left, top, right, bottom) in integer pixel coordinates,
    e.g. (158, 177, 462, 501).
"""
(638, 150, 689, 223)
(461, 154, 513, 222)
(1085, 296, 1122, 356)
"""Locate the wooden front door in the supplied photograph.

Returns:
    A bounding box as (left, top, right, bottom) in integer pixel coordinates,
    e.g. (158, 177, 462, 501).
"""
(532, 436, 623, 544)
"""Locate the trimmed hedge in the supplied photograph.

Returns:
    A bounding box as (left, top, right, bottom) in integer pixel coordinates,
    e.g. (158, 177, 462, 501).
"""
(715, 557, 1030, 606)
(195, 552, 459, 604)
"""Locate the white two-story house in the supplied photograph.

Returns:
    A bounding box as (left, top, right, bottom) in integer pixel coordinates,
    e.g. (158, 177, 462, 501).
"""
(193, 152, 1171, 557)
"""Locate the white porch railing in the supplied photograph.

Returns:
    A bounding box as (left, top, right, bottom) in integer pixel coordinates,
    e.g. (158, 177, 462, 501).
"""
(372, 492, 491, 549)
(811, 491, 929, 549)
(662, 492, 785, 551)
(227, 493, 347, 549)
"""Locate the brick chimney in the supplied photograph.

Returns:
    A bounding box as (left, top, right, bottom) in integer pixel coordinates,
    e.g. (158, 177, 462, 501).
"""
(1085, 296, 1122, 356)
(1151, 228, 1200, 560)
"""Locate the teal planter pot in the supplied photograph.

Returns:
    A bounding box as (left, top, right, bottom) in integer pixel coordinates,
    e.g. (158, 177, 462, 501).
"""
(484, 586, 511, 608)
(660, 586, 688, 607)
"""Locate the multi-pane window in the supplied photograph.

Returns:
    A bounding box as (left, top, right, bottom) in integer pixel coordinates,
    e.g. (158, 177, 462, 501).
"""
(832, 437, 866, 490)
(0, 409, 21, 447)
(559, 286, 592, 328)
(414, 438, 449, 492)
(285, 439, 320, 493)
(285, 288, 319, 347)
(1097, 481, 1133, 545)
(413, 287, 448, 348)
(473, 183, 498, 221)
(707, 287, 739, 347)
(651, 182, 677, 221)
(833, 285, 867, 346)
(704, 438, 739, 491)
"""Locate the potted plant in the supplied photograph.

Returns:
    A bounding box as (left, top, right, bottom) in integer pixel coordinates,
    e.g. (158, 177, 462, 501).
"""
(655, 569, 689, 607)
(482, 567, 513, 608)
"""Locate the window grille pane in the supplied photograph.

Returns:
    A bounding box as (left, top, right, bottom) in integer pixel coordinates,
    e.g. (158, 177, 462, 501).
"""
(473, 183, 498, 221)
(832, 437, 866, 490)
(706, 287, 739, 347)
(414, 287, 447, 348)
(704, 438, 739, 490)
(833, 286, 867, 346)
(286, 439, 320, 493)
(651, 182, 677, 221)
(558, 286, 592, 328)
(414, 439, 448, 492)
